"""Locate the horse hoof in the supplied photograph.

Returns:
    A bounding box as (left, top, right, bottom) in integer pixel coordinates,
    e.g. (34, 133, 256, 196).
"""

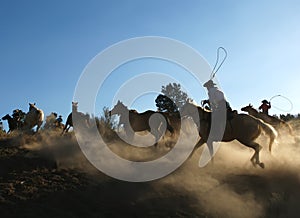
(259, 162, 265, 169)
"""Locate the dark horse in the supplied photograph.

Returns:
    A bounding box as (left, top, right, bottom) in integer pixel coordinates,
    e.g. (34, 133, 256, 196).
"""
(241, 104, 294, 136)
(181, 102, 278, 168)
(2, 114, 18, 133)
(62, 102, 90, 134)
(109, 101, 174, 146)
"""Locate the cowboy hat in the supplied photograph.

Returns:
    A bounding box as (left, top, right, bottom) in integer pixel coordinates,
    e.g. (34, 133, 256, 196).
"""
(203, 80, 216, 87)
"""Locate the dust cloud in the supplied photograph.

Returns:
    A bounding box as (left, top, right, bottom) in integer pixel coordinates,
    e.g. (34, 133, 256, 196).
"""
(20, 120, 300, 218)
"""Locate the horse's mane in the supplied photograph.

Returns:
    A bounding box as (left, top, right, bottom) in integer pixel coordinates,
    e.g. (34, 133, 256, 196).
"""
(249, 105, 259, 113)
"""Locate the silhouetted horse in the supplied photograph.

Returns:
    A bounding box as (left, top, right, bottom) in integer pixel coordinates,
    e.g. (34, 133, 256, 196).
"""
(2, 114, 18, 133)
(241, 104, 294, 136)
(109, 101, 174, 146)
(23, 103, 44, 132)
(62, 102, 90, 134)
(181, 102, 278, 168)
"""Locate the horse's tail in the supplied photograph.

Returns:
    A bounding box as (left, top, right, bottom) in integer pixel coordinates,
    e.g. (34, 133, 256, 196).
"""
(257, 118, 278, 152)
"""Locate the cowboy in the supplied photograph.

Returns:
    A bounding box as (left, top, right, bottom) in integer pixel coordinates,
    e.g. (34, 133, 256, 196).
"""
(56, 115, 63, 124)
(202, 79, 233, 157)
(203, 80, 232, 113)
(259, 100, 271, 115)
(12, 109, 25, 129)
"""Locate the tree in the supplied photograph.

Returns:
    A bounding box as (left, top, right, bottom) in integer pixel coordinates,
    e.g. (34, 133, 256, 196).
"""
(96, 107, 118, 141)
(99, 107, 117, 130)
(155, 83, 192, 113)
(155, 94, 178, 113)
(280, 113, 295, 122)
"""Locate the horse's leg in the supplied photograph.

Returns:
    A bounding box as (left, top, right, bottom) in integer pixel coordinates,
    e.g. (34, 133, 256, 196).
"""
(124, 125, 134, 145)
(204, 139, 216, 165)
(150, 119, 163, 147)
(61, 125, 71, 135)
(61, 125, 67, 135)
(268, 131, 276, 153)
(188, 137, 206, 158)
(241, 140, 264, 168)
(36, 122, 42, 132)
(66, 125, 71, 133)
(152, 128, 161, 147)
(253, 144, 264, 168)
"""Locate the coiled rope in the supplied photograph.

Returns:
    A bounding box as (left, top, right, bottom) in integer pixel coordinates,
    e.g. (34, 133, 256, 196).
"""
(269, 94, 293, 112)
(210, 47, 227, 79)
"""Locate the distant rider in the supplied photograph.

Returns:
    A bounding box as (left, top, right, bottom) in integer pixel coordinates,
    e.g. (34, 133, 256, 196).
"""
(259, 100, 271, 115)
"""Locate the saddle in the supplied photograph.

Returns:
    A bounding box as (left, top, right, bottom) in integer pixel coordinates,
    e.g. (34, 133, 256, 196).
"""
(227, 109, 237, 121)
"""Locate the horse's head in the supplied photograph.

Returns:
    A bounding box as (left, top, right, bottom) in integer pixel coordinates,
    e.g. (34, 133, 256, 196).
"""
(29, 103, 37, 111)
(110, 100, 127, 116)
(2, 114, 10, 120)
(72, 102, 78, 112)
(241, 104, 254, 113)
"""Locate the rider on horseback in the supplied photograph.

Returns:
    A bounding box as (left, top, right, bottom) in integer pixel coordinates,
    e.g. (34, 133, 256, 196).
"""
(259, 99, 271, 115)
(202, 80, 233, 118)
(12, 109, 26, 129)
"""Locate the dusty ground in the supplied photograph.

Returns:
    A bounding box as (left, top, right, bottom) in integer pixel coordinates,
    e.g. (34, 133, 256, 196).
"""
(0, 120, 300, 218)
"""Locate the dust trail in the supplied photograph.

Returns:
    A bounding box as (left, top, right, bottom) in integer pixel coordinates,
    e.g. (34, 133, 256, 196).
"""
(19, 119, 300, 217)
(161, 120, 300, 218)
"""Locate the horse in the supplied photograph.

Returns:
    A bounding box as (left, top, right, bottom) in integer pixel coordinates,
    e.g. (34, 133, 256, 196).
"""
(62, 102, 90, 134)
(2, 114, 18, 133)
(23, 103, 44, 132)
(241, 104, 294, 136)
(109, 100, 174, 146)
(181, 102, 278, 168)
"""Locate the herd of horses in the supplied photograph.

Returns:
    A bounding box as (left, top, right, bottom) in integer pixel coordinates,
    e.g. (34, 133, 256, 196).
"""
(1, 102, 88, 135)
(2, 103, 44, 133)
(110, 101, 294, 168)
(1, 100, 295, 168)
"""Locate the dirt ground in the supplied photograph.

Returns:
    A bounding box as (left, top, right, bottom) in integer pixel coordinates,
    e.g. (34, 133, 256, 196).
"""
(1, 121, 300, 218)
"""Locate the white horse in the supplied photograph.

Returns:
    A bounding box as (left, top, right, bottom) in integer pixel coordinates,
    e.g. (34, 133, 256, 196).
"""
(23, 103, 44, 132)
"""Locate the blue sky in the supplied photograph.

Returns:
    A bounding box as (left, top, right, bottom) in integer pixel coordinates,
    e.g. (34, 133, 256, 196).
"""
(1, 1, 300, 130)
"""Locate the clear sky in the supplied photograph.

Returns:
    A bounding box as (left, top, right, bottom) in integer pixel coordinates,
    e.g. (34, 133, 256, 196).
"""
(1, 0, 300, 131)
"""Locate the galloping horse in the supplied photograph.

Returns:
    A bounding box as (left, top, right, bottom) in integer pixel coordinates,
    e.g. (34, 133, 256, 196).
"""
(241, 104, 294, 136)
(23, 103, 44, 132)
(181, 102, 278, 168)
(2, 114, 18, 133)
(109, 101, 174, 146)
(62, 102, 90, 134)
